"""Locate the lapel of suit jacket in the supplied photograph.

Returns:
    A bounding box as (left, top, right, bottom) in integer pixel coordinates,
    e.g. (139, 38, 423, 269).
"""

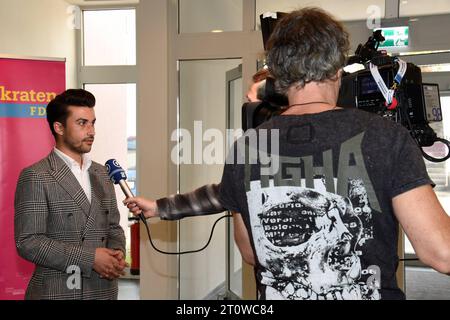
(82, 165, 103, 238)
(48, 151, 91, 218)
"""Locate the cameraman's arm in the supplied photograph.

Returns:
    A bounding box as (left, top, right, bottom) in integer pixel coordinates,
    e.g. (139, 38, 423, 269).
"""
(124, 184, 225, 220)
(388, 124, 450, 274)
(393, 185, 450, 274)
(157, 184, 224, 220)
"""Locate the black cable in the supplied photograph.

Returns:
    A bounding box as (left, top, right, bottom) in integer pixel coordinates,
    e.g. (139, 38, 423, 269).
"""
(395, 91, 450, 163)
(400, 258, 419, 262)
(138, 214, 232, 255)
(137, 214, 422, 262)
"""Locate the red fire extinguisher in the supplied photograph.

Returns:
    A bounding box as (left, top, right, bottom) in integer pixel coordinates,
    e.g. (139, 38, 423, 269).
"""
(130, 222, 140, 275)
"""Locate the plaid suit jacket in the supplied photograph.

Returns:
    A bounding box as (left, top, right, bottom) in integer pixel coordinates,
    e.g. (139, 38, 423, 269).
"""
(14, 151, 126, 300)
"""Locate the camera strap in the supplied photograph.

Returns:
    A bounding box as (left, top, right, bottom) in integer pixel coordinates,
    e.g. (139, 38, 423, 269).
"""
(369, 58, 407, 108)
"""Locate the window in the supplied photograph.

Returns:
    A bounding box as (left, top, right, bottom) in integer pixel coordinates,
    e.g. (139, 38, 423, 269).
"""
(178, 59, 242, 299)
(179, 0, 243, 33)
(83, 9, 136, 66)
(83, 83, 136, 183)
(80, 9, 137, 273)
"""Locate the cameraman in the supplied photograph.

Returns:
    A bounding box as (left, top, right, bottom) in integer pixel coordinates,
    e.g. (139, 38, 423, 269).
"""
(126, 8, 450, 300)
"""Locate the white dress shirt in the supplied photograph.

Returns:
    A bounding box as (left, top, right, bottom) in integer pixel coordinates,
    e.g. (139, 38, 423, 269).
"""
(54, 147, 92, 203)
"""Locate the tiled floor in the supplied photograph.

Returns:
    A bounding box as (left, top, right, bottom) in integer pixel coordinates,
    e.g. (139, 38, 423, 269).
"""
(118, 279, 140, 300)
(405, 267, 450, 300)
(118, 267, 450, 300)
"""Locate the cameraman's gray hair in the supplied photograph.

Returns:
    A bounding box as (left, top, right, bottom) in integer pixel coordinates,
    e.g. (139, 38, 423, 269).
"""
(266, 7, 350, 94)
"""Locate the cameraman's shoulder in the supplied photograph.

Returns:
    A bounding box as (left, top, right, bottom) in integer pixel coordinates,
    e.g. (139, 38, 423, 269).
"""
(351, 109, 413, 152)
(352, 108, 406, 133)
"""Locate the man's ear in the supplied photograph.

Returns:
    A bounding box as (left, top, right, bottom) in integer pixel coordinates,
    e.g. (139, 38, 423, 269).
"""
(334, 69, 344, 81)
(336, 69, 344, 87)
(53, 122, 64, 136)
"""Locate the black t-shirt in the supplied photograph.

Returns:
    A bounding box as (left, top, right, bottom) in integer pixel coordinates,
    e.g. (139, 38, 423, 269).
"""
(219, 108, 433, 300)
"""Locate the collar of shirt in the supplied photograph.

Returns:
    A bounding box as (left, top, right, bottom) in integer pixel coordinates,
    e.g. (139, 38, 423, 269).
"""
(54, 147, 92, 172)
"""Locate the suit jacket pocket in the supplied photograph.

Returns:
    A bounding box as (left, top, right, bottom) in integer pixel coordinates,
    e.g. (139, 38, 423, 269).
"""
(40, 272, 82, 300)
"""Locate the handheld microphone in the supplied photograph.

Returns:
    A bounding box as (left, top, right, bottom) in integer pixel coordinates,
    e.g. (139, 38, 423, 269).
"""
(105, 159, 143, 223)
(106, 160, 232, 256)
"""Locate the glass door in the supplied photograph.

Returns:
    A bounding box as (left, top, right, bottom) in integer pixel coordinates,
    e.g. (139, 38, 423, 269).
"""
(178, 59, 242, 299)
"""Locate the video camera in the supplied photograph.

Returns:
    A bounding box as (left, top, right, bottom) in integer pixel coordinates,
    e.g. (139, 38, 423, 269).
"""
(242, 13, 450, 163)
(337, 30, 450, 162)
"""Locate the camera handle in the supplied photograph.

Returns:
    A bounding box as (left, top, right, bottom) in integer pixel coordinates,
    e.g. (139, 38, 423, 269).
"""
(421, 138, 450, 163)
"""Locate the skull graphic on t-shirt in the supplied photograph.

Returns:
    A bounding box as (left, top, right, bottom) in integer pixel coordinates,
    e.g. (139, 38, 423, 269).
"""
(247, 179, 380, 300)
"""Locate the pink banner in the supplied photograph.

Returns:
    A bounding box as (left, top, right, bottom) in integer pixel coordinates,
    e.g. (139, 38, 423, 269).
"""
(0, 57, 65, 300)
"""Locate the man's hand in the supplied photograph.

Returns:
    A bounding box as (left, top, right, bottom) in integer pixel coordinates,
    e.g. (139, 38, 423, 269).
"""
(111, 250, 128, 271)
(123, 197, 158, 219)
(94, 248, 126, 280)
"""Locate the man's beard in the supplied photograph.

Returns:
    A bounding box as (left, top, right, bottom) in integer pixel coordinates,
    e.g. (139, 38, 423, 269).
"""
(65, 137, 93, 154)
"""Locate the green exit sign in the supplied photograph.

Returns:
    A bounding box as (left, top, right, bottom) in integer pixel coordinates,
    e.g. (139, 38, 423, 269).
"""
(377, 26, 409, 49)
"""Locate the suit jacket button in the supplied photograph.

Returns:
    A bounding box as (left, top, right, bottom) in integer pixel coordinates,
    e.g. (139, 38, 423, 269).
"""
(105, 210, 109, 215)
(101, 237, 105, 242)
(82, 237, 85, 242)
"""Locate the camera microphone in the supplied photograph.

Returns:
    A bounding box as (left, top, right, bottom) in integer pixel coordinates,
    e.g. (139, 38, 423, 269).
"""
(105, 159, 143, 223)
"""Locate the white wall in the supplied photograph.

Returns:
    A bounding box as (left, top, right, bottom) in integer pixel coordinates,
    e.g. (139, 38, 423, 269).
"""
(400, 0, 450, 17)
(0, 0, 77, 88)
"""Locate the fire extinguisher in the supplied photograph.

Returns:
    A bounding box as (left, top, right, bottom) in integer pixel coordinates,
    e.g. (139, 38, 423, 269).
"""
(130, 222, 140, 275)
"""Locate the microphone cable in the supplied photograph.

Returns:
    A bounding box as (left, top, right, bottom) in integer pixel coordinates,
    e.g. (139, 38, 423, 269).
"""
(400, 258, 419, 262)
(136, 214, 421, 261)
(137, 213, 232, 255)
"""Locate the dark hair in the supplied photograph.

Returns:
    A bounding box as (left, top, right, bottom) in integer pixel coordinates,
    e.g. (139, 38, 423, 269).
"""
(46, 89, 96, 138)
(266, 7, 350, 94)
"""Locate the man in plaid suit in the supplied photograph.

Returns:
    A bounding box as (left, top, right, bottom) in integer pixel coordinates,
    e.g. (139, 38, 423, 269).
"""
(14, 89, 126, 300)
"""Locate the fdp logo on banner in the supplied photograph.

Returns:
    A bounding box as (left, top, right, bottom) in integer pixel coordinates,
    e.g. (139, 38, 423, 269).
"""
(0, 85, 56, 118)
